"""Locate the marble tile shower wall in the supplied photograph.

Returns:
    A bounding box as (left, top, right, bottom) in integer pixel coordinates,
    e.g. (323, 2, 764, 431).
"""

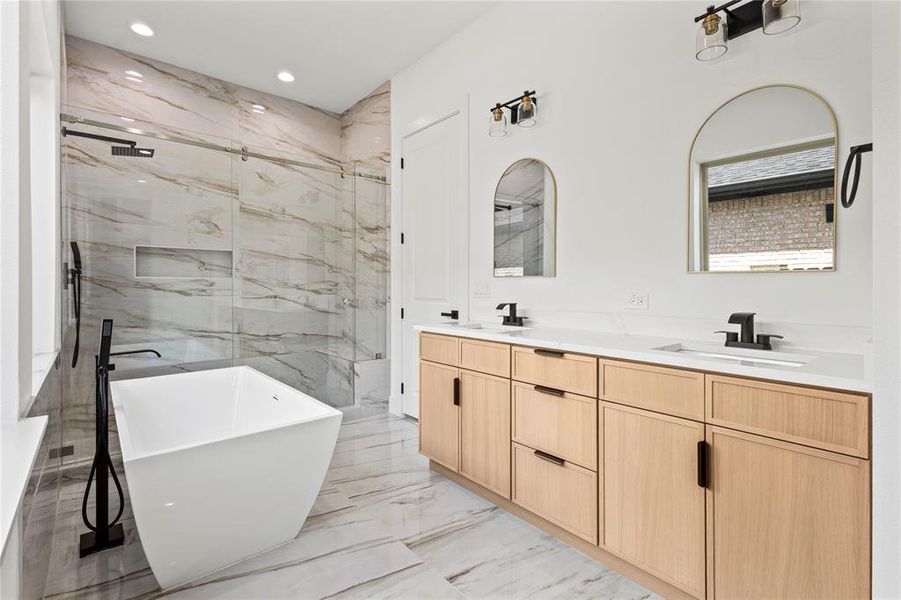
(61, 36, 390, 458)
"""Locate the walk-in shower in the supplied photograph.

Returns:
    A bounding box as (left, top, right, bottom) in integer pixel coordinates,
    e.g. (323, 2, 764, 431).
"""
(60, 110, 388, 464)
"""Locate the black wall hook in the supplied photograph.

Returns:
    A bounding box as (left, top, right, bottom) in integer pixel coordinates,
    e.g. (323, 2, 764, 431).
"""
(840, 143, 873, 208)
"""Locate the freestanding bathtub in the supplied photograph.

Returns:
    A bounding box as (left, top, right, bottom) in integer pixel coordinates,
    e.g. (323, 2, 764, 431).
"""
(109, 366, 342, 589)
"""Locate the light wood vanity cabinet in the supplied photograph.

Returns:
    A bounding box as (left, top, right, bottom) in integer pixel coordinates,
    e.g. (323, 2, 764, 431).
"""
(600, 402, 706, 597)
(512, 442, 597, 544)
(419, 332, 871, 599)
(512, 382, 597, 470)
(460, 370, 511, 497)
(706, 426, 870, 600)
(418, 334, 512, 497)
(512, 346, 597, 397)
(419, 360, 460, 471)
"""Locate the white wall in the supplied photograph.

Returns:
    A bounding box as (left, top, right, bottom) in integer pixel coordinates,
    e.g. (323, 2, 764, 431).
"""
(0, 0, 62, 420)
(871, 2, 901, 597)
(390, 0, 891, 593)
(390, 1, 873, 410)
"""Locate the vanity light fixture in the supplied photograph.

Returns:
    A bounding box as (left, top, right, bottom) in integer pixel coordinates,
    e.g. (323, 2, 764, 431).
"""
(277, 71, 295, 83)
(694, 0, 801, 62)
(487, 90, 538, 137)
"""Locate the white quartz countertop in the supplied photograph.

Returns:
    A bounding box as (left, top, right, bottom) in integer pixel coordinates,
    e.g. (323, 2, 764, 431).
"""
(415, 323, 871, 394)
(1, 415, 48, 554)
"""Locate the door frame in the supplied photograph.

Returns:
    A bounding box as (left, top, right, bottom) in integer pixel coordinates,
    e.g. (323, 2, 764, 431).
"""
(390, 94, 470, 417)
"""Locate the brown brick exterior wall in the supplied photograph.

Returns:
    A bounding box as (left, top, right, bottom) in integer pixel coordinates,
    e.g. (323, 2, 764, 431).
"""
(708, 187, 834, 254)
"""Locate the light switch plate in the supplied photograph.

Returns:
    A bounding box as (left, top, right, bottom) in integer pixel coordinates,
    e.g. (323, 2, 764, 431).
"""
(626, 292, 649, 310)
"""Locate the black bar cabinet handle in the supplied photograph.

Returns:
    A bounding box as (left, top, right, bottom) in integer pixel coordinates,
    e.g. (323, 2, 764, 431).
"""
(534, 348, 565, 358)
(534, 385, 565, 397)
(453, 377, 460, 406)
(697, 441, 709, 488)
(534, 449, 566, 466)
(440, 310, 460, 319)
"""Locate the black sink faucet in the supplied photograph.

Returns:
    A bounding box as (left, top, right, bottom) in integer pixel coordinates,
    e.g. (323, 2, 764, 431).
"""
(496, 303, 526, 327)
(716, 312, 784, 351)
(729, 312, 756, 343)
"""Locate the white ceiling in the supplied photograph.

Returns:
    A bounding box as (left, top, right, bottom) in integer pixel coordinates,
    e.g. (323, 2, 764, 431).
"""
(63, 1, 493, 114)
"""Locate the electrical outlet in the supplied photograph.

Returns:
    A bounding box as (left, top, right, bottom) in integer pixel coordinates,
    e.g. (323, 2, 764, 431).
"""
(473, 280, 491, 298)
(626, 292, 649, 310)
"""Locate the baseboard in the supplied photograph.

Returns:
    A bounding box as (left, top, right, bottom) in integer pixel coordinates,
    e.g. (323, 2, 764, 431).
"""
(430, 460, 698, 600)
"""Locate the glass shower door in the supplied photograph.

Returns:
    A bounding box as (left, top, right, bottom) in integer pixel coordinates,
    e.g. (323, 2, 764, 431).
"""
(236, 154, 356, 406)
(62, 121, 238, 461)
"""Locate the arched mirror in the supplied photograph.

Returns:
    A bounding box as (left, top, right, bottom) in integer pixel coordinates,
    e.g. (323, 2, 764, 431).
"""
(494, 158, 556, 277)
(688, 85, 837, 273)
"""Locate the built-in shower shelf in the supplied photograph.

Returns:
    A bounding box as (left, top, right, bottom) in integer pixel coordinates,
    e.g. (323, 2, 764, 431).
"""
(134, 245, 233, 279)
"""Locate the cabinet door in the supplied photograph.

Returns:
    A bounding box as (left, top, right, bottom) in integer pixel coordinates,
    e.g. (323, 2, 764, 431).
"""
(601, 403, 706, 598)
(460, 369, 511, 497)
(419, 361, 460, 471)
(707, 426, 870, 600)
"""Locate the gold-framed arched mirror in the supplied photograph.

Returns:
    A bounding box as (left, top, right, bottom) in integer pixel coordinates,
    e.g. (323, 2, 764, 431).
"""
(494, 158, 557, 277)
(688, 85, 838, 273)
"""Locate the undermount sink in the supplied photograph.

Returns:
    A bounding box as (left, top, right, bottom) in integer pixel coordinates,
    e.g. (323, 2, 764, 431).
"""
(655, 343, 814, 368)
(454, 322, 532, 333)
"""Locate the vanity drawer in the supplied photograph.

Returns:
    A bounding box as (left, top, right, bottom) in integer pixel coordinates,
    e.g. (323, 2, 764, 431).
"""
(512, 346, 597, 397)
(706, 375, 870, 458)
(512, 442, 598, 544)
(600, 360, 705, 421)
(512, 382, 597, 470)
(420, 333, 458, 366)
(460, 338, 510, 377)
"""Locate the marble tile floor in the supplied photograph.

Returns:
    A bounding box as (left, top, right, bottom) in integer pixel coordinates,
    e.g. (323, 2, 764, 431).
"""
(43, 409, 659, 600)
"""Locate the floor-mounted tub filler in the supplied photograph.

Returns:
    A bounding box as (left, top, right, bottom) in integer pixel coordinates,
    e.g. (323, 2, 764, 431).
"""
(110, 366, 342, 589)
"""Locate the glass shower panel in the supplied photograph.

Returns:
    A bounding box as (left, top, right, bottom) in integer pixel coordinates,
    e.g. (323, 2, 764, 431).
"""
(236, 155, 356, 406)
(353, 174, 389, 361)
(65, 123, 238, 373)
(62, 123, 238, 460)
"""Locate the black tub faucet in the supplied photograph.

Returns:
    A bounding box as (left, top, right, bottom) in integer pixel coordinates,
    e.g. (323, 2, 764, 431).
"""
(497, 303, 526, 327)
(716, 312, 784, 350)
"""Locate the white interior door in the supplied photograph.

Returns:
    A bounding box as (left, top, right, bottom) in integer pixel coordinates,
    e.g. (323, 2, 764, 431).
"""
(401, 112, 468, 418)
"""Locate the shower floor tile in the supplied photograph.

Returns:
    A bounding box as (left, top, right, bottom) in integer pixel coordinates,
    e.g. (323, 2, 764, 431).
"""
(44, 411, 658, 600)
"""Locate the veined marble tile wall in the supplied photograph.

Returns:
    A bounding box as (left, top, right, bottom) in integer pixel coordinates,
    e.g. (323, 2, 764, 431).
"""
(61, 37, 390, 459)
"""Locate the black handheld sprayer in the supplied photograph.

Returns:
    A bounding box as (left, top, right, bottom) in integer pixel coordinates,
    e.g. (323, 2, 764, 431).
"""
(68, 242, 82, 367)
(79, 319, 161, 557)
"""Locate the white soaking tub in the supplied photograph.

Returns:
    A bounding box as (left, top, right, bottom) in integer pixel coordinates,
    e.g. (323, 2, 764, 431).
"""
(110, 366, 342, 589)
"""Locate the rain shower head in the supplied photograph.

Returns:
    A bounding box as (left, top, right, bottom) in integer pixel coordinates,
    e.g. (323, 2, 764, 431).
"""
(62, 127, 156, 158)
(112, 146, 155, 158)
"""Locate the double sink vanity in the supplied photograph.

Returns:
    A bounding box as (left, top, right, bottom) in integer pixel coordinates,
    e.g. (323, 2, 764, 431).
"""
(415, 322, 870, 599)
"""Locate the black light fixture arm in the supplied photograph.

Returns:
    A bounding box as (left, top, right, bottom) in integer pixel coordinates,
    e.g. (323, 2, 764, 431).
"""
(693, 0, 765, 39)
(693, 0, 743, 23)
(840, 143, 873, 208)
(488, 90, 537, 114)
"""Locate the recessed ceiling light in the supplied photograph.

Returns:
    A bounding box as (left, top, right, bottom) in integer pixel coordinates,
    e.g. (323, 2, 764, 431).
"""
(251, 104, 266, 111)
(130, 22, 154, 37)
(277, 71, 295, 83)
(119, 116, 135, 122)
(125, 70, 142, 78)
(137, 179, 146, 183)
(126, 76, 143, 83)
